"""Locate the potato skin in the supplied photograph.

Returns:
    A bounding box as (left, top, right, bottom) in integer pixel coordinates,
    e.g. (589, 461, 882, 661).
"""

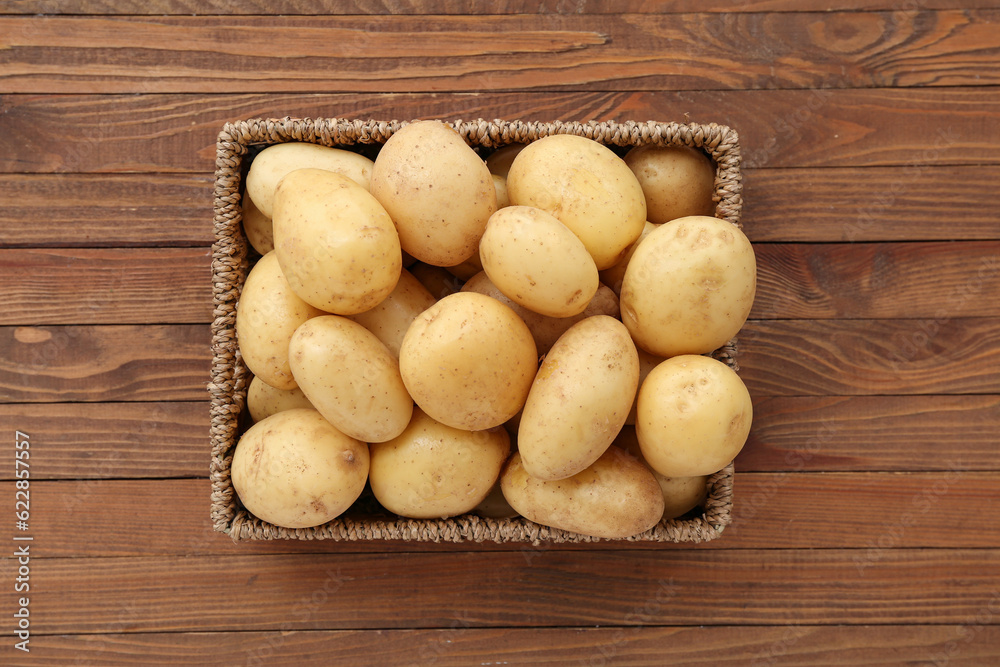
(370, 120, 497, 267)
(289, 315, 413, 443)
(399, 292, 538, 431)
(350, 268, 436, 358)
(615, 426, 709, 519)
(621, 215, 756, 357)
(247, 375, 315, 423)
(236, 251, 325, 391)
(506, 134, 646, 270)
(273, 168, 402, 315)
(242, 194, 274, 255)
(517, 315, 639, 481)
(624, 145, 715, 224)
(500, 447, 665, 539)
(636, 355, 752, 478)
(231, 408, 369, 529)
(246, 142, 374, 218)
(369, 407, 510, 519)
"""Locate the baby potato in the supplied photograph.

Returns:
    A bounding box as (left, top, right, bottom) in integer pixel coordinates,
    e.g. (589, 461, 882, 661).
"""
(636, 355, 752, 478)
(273, 168, 402, 315)
(461, 272, 619, 355)
(242, 195, 274, 255)
(625, 346, 666, 426)
(350, 268, 436, 357)
(236, 251, 325, 391)
(247, 375, 315, 423)
(621, 215, 756, 357)
(246, 142, 375, 218)
(624, 145, 715, 224)
(231, 408, 369, 529)
(369, 407, 510, 519)
(500, 447, 665, 539)
(615, 426, 709, 519)
(492, 174, 510, 209)
(480, 206, 599, 318)
(598, 221, 657, 297)
(486, 143, 526, 178)
(506, 134, 646, 270)
(370, 120, 497, 266)
(399, 292, 537, 431)
(518, 315, 639, 481)
(289, 315, 413, 443)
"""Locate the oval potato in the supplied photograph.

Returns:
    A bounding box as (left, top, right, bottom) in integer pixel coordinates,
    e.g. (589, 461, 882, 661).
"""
(624, 145, 715, 224)
(242, 195, 274, 255)
(246, 142, 375, 218)
(369, 407, 510, 519)
(518, 315, 639, 480)
(621, 215, 756, 357)
(399, 292, 537, 431)
(506, 134, 646, 270)
(273, 168, 402, 315)
(370, 120, 496, 266)
(615, 426, 709, 519)
(289, 315, 413, 443)
(598, 220, 656, 297)
(636, 354, 752, 477)
(480, 206, 599, 318)
(231, 408, 369, 529)
(236, 251, 325, 390)
(501, 447, 665, 539)
(247, 375, 315, 423)
(350, 268, 436, 357)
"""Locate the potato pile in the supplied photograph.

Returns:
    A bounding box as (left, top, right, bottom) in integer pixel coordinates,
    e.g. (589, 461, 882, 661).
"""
(231, 121, 756, 539)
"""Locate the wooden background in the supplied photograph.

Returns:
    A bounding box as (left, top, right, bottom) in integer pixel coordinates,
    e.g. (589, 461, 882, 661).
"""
(2, 2, 999, 664)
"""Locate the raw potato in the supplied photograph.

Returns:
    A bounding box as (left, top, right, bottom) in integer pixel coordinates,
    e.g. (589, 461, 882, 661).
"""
(518, 315, 639, 480)
(624, 145, 715, 224)
(636, 355, 752, 477)
(289, 315, 413, 443)
(273, 168, 402, 315)
(247, 375, 315, 422)
(369, 407, 510, 519)
(399, 292, 538, 431)
(236, 251, 325, 391)
(350, 268, 436, 357)
(625, 346, 666, 426)
(480, 206, 599, 318)
(500, 447, 665, 539)
(242, 195, 274, 255)
(246, 142, 375, 218)
(492, 174, 510, 209)
(599, 221, 656, 296)
(506, 134, 646, 270)
(370, 120, 497, 266)
(616, 426, 709, 519)
(231, 408, 369, 529)
(621, 215, 756, 357)
(461, 272, 619, 355)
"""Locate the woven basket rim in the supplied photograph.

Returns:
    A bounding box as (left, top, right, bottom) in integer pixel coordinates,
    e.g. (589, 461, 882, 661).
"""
(210, 116, 743, 544)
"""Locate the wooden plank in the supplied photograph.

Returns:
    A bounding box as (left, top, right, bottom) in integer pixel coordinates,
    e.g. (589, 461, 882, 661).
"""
(738, 318, 1000, 396)
(0, 89, 997, 173)
(8, 550, 999, 633)
(0, 174, 214, 248)
(0, 402, 207, 479)
(22, 626, 1000, 667)
(0, 324, 210, 403)
(2, 12, 998, 93)
(751, 242, 1000, 320)
(742, 395, 1000, 472)
(743, 166, 1000, 243)
(4, 0, 995, 15)
(18, 473, 999, 557)
(0, 248, 213, 325)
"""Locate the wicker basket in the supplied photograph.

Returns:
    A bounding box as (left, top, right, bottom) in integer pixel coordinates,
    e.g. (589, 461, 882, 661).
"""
(210, 117, 743, 544)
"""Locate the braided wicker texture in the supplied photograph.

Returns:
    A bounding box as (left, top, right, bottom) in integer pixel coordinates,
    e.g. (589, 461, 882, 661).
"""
(210, 117, 743, 544)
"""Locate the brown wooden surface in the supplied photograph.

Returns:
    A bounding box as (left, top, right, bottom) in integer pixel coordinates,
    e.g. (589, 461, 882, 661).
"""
(1, 3, 998, 666)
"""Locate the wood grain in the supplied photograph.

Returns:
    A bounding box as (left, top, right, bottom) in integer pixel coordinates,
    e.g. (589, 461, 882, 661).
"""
(739, 318, 1000, 396)
(0, 402, 207, 479)
(0, 174, 214, 248)
(0, 248, 213, 325)
(0, 324, 210, 402)
(10, 550, 999, 633)
(752, 241, 1000, 319)
(13, 473, 999, 557)
(742, 395, 1000, 471)
(1, 89, 998, 173)
(743, 166, 1000, 242)
(22, 626, 1000, 667)
(2, 12, 998, 93)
